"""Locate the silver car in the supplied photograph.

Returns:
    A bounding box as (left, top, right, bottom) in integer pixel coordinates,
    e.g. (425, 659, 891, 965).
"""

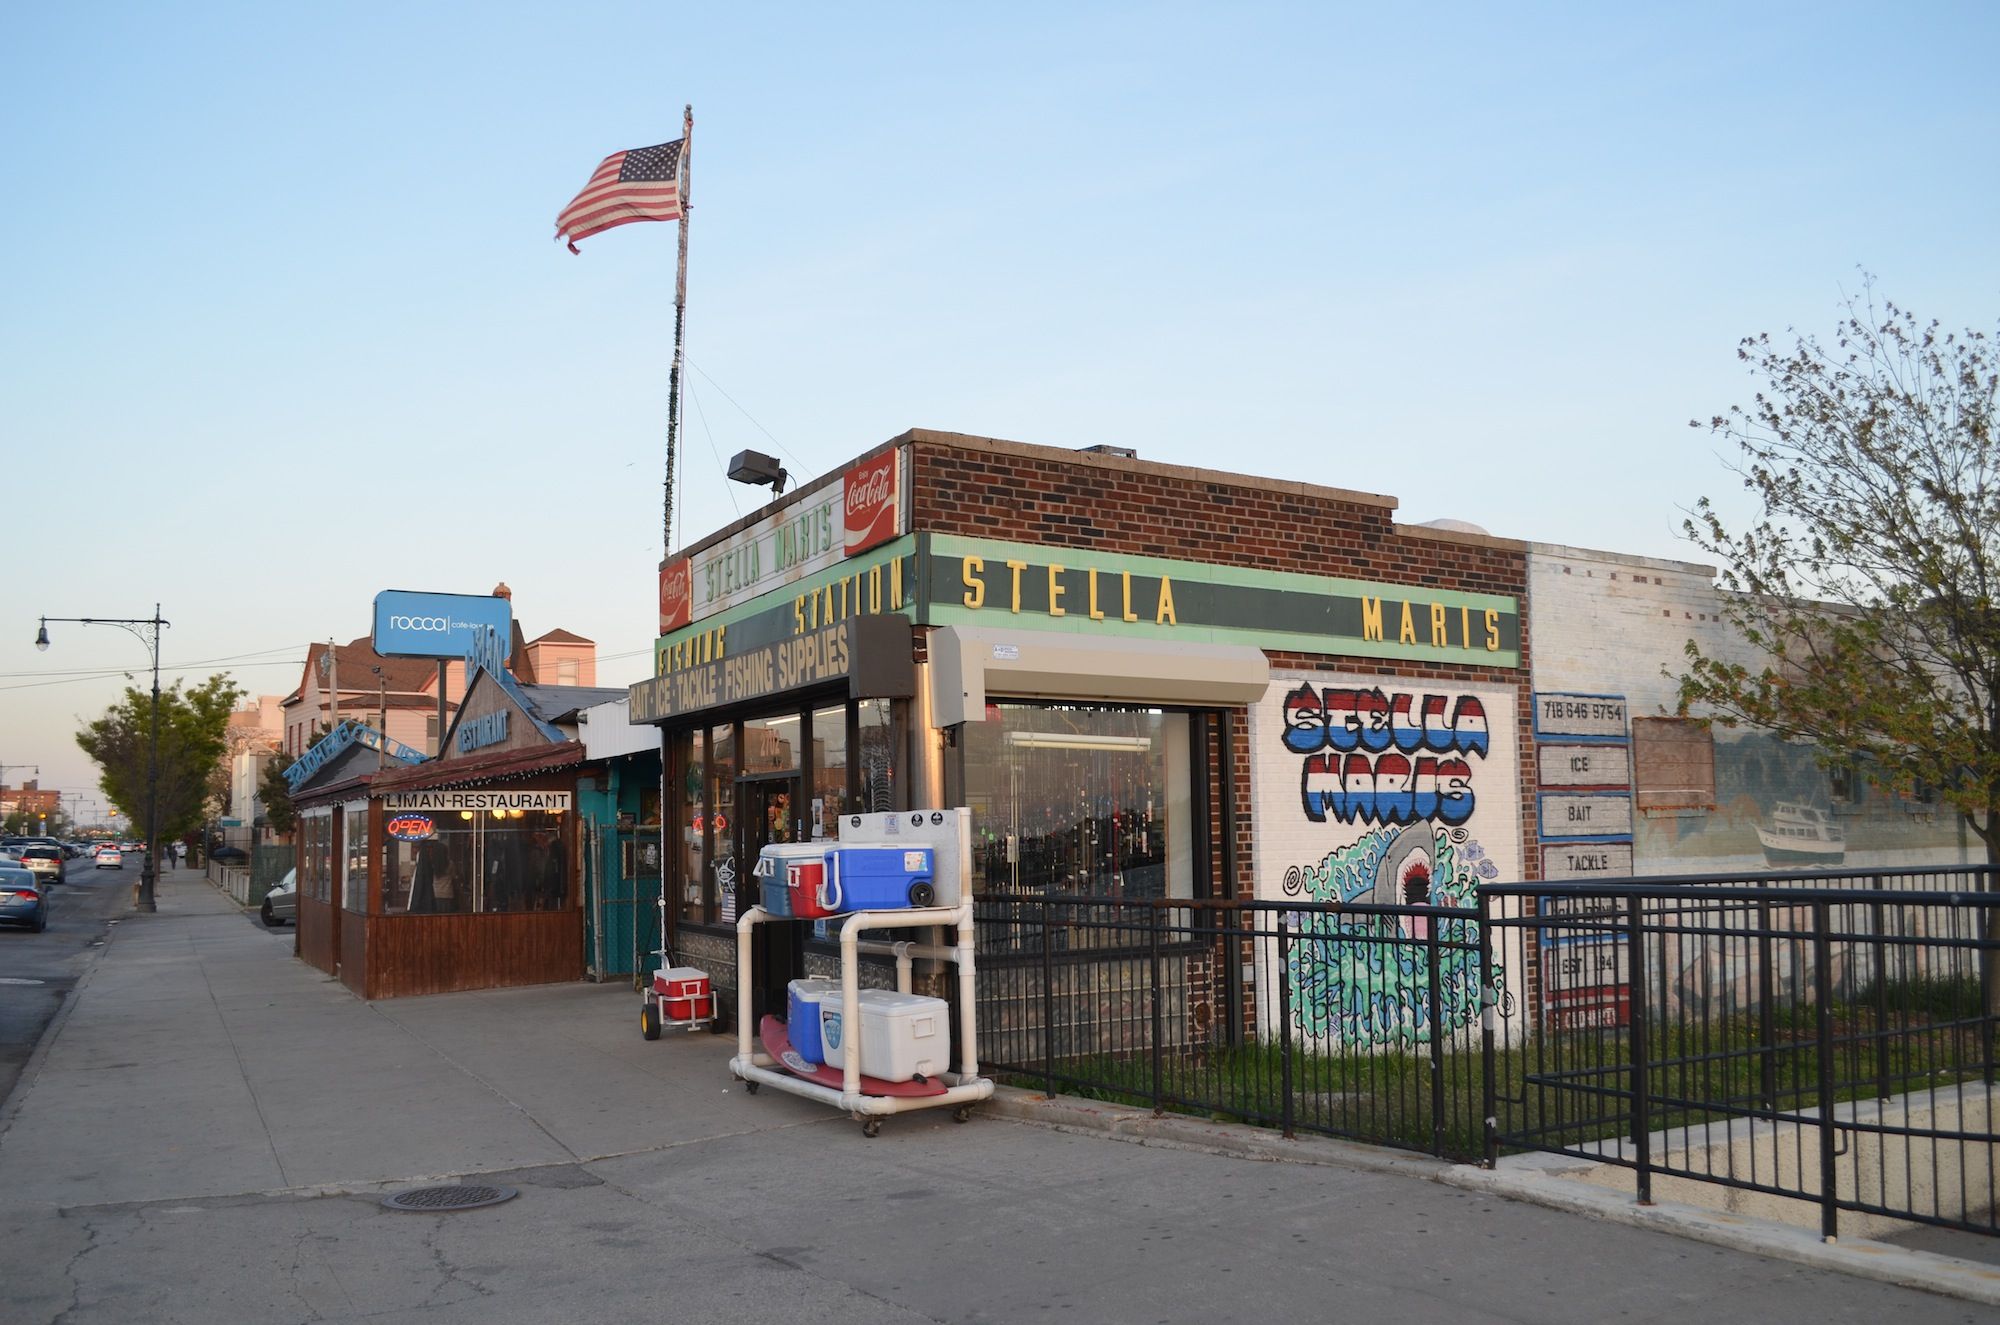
(260, 869, 296, 927)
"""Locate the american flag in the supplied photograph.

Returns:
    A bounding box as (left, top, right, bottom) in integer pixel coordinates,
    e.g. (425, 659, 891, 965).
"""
(554, 139, 684, 252)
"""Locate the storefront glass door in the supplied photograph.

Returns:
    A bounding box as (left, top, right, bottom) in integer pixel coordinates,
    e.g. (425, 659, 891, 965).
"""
(738, 774, 801, 1022)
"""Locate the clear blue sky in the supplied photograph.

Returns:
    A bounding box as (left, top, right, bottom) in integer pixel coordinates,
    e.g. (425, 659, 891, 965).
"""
(3, 2, 1996, 805)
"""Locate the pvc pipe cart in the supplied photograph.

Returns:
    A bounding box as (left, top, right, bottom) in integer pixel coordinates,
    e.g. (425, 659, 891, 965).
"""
(730, 902, 993, 1135)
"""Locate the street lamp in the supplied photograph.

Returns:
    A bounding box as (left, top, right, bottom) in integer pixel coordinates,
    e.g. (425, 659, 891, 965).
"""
(36, 605, 169, 912)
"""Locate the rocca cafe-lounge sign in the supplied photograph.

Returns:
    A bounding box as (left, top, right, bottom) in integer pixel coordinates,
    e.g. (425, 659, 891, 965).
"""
(659, 446, 903, 633)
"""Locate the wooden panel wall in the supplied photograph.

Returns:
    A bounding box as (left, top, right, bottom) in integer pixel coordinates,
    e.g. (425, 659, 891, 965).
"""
(361, 912, 583, 999)
(298, 896, 337, 975)
(339, 910, 369, 997)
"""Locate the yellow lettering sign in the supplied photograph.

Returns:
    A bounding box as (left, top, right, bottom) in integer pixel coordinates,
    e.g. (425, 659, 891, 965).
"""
(1006, 559, 1028, 613)
(1362, 596, 1384, 641)
(1156, 575, 1176, 625)
(963, 556, 985, 609)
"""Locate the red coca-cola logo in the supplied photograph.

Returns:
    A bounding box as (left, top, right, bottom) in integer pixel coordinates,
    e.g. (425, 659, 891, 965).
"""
(843, 450, 900, 556)
(658, 559, 691, 632)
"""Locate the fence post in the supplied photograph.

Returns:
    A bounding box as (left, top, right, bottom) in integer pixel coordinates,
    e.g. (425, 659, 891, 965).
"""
(1150, 901, 1164, 1116)
(1278, 910, 1295, 1140)
(1813, 899, 1840, 1242)
(1426, 911, 1446, 1158)
(1040, 893, 1056, 1100)
(1870, 897, 1891, 1100)
(1480, 888, 1498, 1169)
(1758, 899, 1778, 1112)
(1626, 891, 1653, 1206)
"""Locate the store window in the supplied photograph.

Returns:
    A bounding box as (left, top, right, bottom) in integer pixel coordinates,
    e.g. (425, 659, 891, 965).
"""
(809, 704, 848, 841)
(963, 704, 1194, 903)
(343, 806, 370, 913)
(383, 807, 570, 914)
(674, 729, 709, 926)
(743, 713, 798, 775)
(857, 697, 896, 813)
(709, 725, 738, 923)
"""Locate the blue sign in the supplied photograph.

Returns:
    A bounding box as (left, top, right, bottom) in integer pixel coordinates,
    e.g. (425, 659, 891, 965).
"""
(282, 720, 427, 791)
(372, 590, 514, 660)
(459, 709, 509, 754)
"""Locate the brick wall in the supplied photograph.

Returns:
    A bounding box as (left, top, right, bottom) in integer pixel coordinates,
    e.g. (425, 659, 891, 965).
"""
(911, 432, 1538, 891)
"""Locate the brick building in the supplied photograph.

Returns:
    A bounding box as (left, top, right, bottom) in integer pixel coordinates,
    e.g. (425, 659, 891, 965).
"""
(1, 779, 62, 827)
(629, 428, 1534, 1048)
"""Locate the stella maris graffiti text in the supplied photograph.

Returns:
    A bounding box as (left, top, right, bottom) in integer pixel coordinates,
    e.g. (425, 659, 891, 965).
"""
(1283, 684, 1490, 826)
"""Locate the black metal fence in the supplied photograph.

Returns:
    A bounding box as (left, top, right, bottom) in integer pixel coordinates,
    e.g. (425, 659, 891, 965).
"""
(973, 895, 1488, 1159)
(969, 866, 2000, 1238)
(1482, 867, 1999, 1240)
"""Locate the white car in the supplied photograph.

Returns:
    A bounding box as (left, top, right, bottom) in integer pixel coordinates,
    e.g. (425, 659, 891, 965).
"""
(260, 869, 296, 927)
(95, 846, 123, 869)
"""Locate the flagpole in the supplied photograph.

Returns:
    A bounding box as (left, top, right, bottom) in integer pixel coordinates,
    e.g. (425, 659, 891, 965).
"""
(663, 103, 693, 559)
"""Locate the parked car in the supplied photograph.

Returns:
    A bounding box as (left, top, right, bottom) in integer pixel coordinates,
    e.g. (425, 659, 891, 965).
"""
(19, 844, 65, 887)
(95, 846, 123, 869)
(211, 845, 249, 864)
(260, 869, 296, 927)
(0, 864, 47, 932)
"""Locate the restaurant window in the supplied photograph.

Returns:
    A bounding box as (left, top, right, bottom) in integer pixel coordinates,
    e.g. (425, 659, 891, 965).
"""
(302, 811, 333, 903)
(383, 806, 570, 914)
(963, 704, 1194, 904)
(343, 805, 371, 913)
(809, 704, 847, 841)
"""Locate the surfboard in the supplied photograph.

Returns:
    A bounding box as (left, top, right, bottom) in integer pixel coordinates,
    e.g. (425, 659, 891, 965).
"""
(758, 1015, 948, 1097)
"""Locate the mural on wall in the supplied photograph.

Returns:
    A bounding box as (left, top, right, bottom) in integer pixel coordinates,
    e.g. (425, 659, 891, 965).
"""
(1251, 675, 1524, 1051)
(1640, 730, 1972, 869)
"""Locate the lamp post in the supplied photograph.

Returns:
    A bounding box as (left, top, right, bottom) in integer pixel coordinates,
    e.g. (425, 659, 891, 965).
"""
(36, 605, 169, 911)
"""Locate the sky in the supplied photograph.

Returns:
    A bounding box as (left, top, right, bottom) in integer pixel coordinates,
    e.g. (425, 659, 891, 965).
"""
(3, 2, 1997, 812)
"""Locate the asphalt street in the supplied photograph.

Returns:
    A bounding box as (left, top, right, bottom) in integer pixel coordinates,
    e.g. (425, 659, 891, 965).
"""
(0, 851, 133, 1104)
(0, 869, 1993, 1324)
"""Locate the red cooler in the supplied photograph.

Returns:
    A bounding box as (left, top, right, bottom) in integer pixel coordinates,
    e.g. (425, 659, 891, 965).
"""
(788, 851, 840, 919)
(653, 966, 714, 1021)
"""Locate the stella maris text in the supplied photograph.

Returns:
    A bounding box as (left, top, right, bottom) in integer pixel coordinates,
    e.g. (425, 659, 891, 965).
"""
(1283, 684, 1492, 827)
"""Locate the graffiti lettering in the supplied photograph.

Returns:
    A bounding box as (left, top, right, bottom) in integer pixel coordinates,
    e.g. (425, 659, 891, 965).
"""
(1300, 752, 1475, 826)
(1282, 685, 1489, 758)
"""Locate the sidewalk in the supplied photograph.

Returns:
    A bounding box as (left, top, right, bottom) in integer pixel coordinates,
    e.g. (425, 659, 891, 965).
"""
(2, 868, 1995, 1323)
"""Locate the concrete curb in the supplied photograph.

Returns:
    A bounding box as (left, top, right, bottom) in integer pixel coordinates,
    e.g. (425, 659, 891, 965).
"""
(984, 1086, 2000, 1307)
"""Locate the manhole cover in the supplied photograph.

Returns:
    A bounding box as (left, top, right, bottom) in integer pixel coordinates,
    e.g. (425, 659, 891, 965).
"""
(380, 1184, 518, 1213)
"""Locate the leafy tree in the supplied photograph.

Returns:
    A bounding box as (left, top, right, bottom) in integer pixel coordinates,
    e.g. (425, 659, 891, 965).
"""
(75, 674, 245, 847)
(1678, 284, 1999, 997)
(260, 749, 298, 836)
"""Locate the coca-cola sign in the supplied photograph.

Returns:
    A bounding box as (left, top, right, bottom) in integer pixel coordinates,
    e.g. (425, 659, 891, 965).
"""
(658, 558, 691, 633)
(843, 448, 902, 556)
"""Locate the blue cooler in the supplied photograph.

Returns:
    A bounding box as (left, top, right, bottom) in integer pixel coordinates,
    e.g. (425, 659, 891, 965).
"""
(823, 846, 937, 912)
(787, 978, 838, 1064)
(754, 843, 826, 918)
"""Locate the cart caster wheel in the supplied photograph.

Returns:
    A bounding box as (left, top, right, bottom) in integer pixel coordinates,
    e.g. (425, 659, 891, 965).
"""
(744, 1081, 760, 1095)
(953, 1105, 974, 1124)
(640, 1002, 662, 1041)
(862, 1119, 882, 1138)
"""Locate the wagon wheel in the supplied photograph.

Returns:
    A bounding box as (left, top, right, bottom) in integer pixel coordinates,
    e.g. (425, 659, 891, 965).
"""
(640, 1000, 662, 1041)
(861, 1118, 882, 1138)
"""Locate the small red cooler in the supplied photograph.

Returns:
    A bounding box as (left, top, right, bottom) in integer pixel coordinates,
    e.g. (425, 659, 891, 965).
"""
(788, 851, 841, 919)
(652, 966, 714, 1022)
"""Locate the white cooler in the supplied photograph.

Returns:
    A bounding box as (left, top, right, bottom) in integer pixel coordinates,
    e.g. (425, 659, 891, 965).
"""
(819, 989, 949, 1081)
